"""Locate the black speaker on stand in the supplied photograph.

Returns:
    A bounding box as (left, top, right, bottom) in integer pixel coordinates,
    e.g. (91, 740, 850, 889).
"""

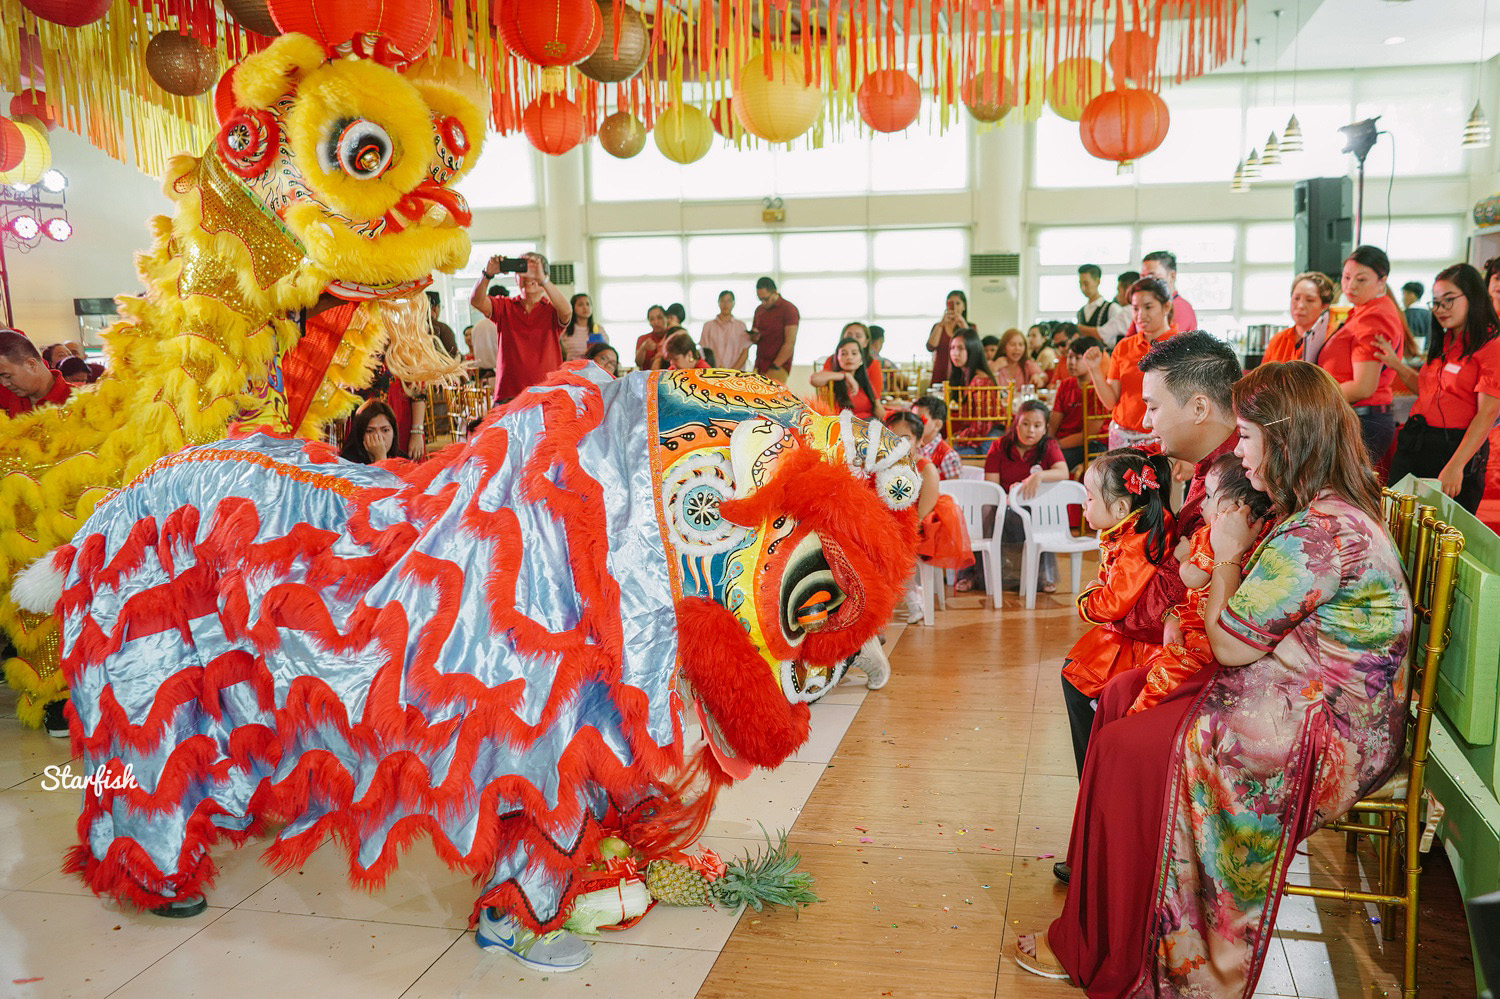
(1293, 177, 1354, 281)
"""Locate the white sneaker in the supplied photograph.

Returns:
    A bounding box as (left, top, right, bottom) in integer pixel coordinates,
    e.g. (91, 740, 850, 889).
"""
(476, 908, 593, 972)
(853, 637, 890, 690)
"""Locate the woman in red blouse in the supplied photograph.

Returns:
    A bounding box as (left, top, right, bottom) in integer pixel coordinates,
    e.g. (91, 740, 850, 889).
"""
(1318, 245, 1407, 462)
(810, 337, 885, 422)
(944, 328, 1000, 447)
(1378, 263, 1500, 511)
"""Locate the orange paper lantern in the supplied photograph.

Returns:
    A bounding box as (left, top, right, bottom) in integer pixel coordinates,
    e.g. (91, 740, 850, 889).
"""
(9, 91, 55, 130)
(1107, 30, 1157, 85)
(146, 31, 219, 98)
(732, 50, 823, 143)
(654, 104, 713, 164)
(19, 0, 111, 27)
(268, 0, 439, 59)
(960, 71, 1015, 124)
(1079, 88, 1170, 171)
(522, 94, 586, 155)
(857, 69, 921, 133)
(598, 111, 646, 158)
(0, 120, 51, 186)
(498, 0, 603, 68)
(0, 117, 24, 173)
(578, 1, 647, 83)
(1045, 57, 1107, 122)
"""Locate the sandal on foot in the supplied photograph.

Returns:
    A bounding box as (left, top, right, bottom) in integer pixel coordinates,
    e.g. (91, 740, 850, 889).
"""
(1015, 931, 1072, 981)
(151, 894, 207, 918)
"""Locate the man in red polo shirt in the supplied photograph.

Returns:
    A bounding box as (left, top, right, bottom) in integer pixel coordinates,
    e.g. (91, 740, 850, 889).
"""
(0, 329, 72, 416)
(750, 277, 799, 383)
(471, 253, 570, 404)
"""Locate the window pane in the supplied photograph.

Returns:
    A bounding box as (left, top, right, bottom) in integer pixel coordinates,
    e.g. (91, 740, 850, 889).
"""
(872, 228, 967, 271)
(1175, 271, 1234, 312)
(1038, 274, 1083, 313)
(1037, 226, 1133, 267)
(1382, 220, 1460, 261)
(783, 276, 869, 319)
(680, 142, 778, 200)
(687, 281, 755, 324)
(869, 122, 968, 192)
(596, 281, 684, 331)
(1139, 225, 1236, 264)
(877, 320, 934, 363)
(779, 231, 868, 272)
(597, 236, 683, 277)
(588, 139, 683, 202)
(465, 240, 540, 277)
(455, 134, 537, 208)
(686, 233, 774, 274)
(1244, 222, 1295, 264)
(1032, 111, 1132, 189)
(1136, 105, 1241, 187)
(874, 275, 966, 317)
(1243, 271, 1292, 314)
(771, 132, 873, 197)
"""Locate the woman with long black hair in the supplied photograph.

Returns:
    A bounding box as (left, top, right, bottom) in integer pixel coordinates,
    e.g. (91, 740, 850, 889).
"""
(340, 399, 404, 465)
(810, 337, 885, 421)
(944, 328, 999, 447)
(1379, 262, 1500, 511)
(560, 293, 607, 362)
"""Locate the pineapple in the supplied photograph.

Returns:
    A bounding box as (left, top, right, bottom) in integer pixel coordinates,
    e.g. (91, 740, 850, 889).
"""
(645, 829, 820, 912)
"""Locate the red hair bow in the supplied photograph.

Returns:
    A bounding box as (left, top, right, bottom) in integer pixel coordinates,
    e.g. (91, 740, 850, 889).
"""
(1123, 465, 1159, 495)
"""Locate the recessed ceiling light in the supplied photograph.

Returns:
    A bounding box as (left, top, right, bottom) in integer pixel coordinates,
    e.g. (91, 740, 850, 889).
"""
(1384, 35, 1406, 45)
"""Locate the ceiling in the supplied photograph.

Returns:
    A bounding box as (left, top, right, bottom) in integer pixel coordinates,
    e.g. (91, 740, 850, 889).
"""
(1245, 0, 1500, 72)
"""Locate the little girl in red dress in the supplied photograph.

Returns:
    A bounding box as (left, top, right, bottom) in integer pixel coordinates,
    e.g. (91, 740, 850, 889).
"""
(888, 411, 974, 574)
(1128, 454, 1272, 714)
(1061, 448, 1173, 776)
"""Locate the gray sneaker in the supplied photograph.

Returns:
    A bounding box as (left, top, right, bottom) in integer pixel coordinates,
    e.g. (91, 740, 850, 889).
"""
(476, 908, 593, 972)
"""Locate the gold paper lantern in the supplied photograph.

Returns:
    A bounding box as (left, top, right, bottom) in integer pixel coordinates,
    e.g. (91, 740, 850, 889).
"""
(732, 50, 823, 143)
(1045, 57, 1106, 122)
(578, 1, 648, 84)
(146, 31, 219, 98)
(598, 111, 646, 158)
(654, 104, 713, 164)
(0, 120, 51, 185)
(961, 71, 1015, 124)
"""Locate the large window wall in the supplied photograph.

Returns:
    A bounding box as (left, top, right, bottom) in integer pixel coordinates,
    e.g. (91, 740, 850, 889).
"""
(592, 227, 968, 363)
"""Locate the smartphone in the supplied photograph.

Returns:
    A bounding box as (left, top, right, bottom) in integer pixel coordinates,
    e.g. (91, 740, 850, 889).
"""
(493, 258, 528, 273)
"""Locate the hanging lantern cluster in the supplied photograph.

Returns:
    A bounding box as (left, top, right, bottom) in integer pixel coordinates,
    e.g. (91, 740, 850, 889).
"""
(0, 117, 53, 185)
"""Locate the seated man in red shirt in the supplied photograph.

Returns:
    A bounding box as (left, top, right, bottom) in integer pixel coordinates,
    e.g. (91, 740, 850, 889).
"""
(0, 329, 73, 417)
(471, 253, 571, 405)
(1049, 335, 1106, 471)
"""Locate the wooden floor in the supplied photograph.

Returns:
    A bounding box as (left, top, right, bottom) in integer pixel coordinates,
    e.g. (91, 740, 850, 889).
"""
(698, 595, 1481, 999)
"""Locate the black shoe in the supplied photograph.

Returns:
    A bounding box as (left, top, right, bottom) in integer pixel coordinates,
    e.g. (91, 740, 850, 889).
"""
(150, 895, 207, 918)
(1053, 862, 1071, 885)
(42, 699, 69, 738)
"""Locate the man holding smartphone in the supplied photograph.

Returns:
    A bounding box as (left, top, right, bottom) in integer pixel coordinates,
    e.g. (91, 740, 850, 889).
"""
(471, 253, 570, 404)
(750, 276, 799, 383)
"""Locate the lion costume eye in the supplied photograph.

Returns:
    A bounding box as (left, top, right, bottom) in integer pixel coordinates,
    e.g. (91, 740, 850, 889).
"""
(321, 119, 394, 179)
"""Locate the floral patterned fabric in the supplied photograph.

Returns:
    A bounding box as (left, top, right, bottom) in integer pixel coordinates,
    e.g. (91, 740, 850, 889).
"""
(1138, 490, 1411, 996)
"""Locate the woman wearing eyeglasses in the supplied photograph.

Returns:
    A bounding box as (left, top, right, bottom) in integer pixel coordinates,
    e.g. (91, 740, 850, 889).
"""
(1378, 262, 1500, 512)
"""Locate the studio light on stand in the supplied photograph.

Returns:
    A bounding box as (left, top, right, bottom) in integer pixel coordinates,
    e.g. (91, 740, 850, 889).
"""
(1338, 116, 1380, 244)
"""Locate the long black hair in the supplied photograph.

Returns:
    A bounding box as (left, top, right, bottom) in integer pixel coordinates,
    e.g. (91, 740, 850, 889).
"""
(565, 293, 598, 340)
(341, 398, 403, 465)
(1088, 447, 1173, 564)
(996, 399, 1054, 464)
(948, 328, 995, 386)
(830, 337, 877, 412)
(1427, 262, 1500, 363)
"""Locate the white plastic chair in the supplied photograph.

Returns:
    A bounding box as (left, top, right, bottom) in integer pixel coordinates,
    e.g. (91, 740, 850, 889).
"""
(921, 479, 1005, 614)
(1007, 480, 1098, 609)
(958, 464, 985, 481)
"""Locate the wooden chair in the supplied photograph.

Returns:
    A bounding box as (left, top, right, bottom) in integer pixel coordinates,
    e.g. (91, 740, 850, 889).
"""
(941, 381, 1012, 450)
(1281, 489, 1465, 999)
(1081, 383, 1111, 469)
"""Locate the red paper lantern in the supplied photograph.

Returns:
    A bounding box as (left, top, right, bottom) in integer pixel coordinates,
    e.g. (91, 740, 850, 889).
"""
(19, 0, 112, 28)
(9, 91, 54, 130)
(1107, 30, 1157, 84)
(857, 69, 921, 133)
(960, 71, 1015, 124)
(0, 117, 24, 173)
(709, 96, 740, 139)
(497, 0, 602, 68)
(1079, 88, 1170, 170)
(522, 94, 585, 155)
(268, 0, 439, 59)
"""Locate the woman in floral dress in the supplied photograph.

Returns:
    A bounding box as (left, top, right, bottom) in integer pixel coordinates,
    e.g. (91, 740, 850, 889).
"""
(1015, 360, 1413, 998)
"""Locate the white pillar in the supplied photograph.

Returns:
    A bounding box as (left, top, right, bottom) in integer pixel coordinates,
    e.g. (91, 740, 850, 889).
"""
(541, 148, 588, 290)
(971, 119, 1028, 335)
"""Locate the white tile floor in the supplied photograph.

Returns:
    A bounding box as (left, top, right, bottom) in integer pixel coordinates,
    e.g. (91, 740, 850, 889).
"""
(0, 661, 872, 999)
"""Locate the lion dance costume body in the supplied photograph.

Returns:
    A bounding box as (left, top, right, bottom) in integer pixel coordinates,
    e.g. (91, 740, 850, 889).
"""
(2, 33, 477, 725)
(32, 366, 917, 932)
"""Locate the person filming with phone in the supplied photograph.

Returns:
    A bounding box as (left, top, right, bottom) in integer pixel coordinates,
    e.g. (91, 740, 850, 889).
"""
(471, 252, 571, 404)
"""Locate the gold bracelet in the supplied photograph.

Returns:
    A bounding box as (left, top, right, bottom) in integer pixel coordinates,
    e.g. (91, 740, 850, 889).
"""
(1210, 559, 1239, 570)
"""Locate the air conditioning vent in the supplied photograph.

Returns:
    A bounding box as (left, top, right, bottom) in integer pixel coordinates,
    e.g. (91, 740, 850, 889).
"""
(551, 262, 576, 285)
(970, 253, 1020, 277)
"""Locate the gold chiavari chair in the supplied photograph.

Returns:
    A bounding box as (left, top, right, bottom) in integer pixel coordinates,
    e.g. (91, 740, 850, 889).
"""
(1281, 489, 1464, 999)
(1081, 383, 1111, 468)
(941, 381, 1012, 450)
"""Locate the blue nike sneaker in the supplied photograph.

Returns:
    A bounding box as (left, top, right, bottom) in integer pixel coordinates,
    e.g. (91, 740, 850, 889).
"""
(475, 907, 593, 972)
